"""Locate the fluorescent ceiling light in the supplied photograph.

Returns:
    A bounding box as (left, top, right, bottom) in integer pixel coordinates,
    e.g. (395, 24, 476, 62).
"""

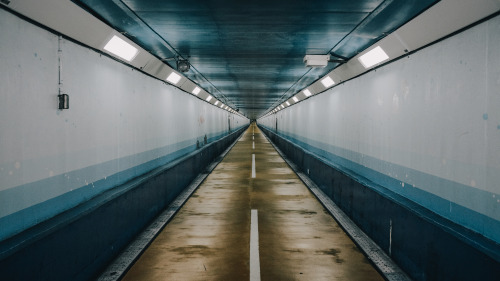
(286, 101, 291, 106)
(221, 104, 225, 108)
(214, 101, 219, 106)
(358, 46, 389, 68)
(281, 105, 285, 109)
(166, 72, 182, 84)
(192, 87, 201, 95)
(103, 35, 138, 62)
(206, 95, 212, 102)
(303, 89, 312, 97)
(292, 96, 298, 102)
(321, 76, 335, 88)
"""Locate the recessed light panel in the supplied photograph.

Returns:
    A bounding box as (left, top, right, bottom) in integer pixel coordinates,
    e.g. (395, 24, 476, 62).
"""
(303, 89, 312, 97)
(321, 76, 335, 88)
(103, 35, 138, 62)
(358, 46, 389, 68)
(206, 95, 212, 102)
(286, 101, 290, 106)
(292, 96, 298, 102)
(192, 87, 201, 95)
(166, 72, 182, 84)
(214, 101, 219, 106)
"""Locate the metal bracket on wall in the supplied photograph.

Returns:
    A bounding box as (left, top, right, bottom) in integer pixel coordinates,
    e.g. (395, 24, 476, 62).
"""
(329, 52, 348, 64)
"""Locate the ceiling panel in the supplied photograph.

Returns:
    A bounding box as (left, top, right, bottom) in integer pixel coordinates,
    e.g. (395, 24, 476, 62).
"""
(74, 0, 439, 118)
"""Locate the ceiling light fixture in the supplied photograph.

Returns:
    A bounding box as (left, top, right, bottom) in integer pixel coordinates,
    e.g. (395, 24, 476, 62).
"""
(358, 46, 389, 68)
(321, 76, 335, 88)
(303, 89, 312, 97)
(206, 95, 212, 102)
(192, 87, 201, 95)
(103, 35, 138, 62)
(215, 101, 219, 106)
(292, 96, 298, 102)
(304, 54, 330, 68)
(166, 72, 182, 84)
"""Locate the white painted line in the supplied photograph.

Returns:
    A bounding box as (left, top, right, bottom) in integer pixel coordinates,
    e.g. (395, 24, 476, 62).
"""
(252, 154, 256, 178)
(250, 209, 261, 281)
(253, 141, 255, 150)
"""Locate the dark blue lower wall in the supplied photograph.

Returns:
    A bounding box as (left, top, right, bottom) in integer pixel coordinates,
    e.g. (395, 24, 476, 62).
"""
(0, 126, 247, 281)
(259, 125, 500, 281)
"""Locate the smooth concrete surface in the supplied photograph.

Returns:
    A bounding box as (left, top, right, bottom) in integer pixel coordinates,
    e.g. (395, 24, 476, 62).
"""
(122, 123, 384, 280)
(258, 125, 500, 281)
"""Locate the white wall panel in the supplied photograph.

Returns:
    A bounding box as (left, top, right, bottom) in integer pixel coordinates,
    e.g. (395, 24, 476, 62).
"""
(0, 9, 248, 240)
(260, 15, 500, 243)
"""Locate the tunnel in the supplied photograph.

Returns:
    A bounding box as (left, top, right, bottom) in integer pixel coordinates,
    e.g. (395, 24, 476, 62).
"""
(0, 0, 499, 280)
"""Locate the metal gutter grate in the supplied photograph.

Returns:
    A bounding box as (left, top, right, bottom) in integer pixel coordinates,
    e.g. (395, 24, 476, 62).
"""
(262, 131, 412, 281)
(97, 132, 243, 281)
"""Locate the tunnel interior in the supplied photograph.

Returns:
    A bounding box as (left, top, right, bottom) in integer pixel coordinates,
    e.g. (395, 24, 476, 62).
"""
(0, 1, 499, 280)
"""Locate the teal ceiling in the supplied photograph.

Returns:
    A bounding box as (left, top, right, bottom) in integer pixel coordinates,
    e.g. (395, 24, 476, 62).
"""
(74, 0, 438, 119)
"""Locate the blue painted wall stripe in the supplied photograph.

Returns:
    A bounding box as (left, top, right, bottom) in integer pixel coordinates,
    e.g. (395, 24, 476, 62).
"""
(0, 127, 246, 241)
(260, 125, 500, 244)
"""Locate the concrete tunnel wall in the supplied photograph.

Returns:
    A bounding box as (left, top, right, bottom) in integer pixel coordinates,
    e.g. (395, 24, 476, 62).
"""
(0, 8, 249, 242)
(258, 14, 500, 280)
(259, 15, 500, 244)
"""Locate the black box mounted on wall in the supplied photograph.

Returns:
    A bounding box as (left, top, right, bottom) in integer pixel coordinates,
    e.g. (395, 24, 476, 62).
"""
(58, 94, 69, 110)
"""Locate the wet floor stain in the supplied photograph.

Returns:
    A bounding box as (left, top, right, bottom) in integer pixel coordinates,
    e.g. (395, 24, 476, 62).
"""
(122, 124, 384, 281)
(317, 248, 345, 264)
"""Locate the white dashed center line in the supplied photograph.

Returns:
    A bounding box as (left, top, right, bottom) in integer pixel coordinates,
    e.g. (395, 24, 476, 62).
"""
(251, 154, 256, 178)
(250, 209, 261, 281)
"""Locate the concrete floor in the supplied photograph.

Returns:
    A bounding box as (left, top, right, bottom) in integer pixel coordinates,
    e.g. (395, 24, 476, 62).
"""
(122, 123, 384, 280)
